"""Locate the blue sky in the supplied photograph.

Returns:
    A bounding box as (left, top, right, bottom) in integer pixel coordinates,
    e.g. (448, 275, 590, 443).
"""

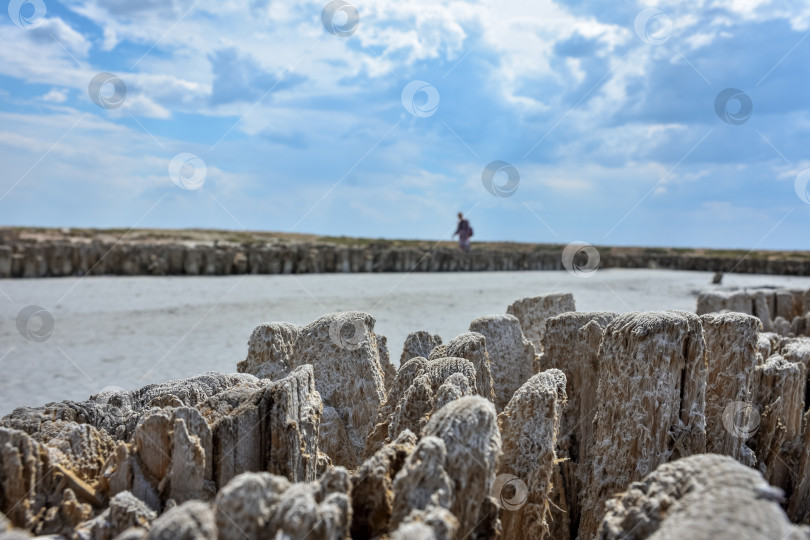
(1, 0, 809, 249)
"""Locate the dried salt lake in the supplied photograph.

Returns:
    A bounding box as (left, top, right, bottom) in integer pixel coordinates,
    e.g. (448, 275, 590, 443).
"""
(2, 268, 810, 415)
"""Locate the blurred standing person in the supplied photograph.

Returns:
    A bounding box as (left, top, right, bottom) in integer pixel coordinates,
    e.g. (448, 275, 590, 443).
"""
(453, 212, 473, 252)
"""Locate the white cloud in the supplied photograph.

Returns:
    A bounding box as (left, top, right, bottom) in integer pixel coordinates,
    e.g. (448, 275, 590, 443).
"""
(697, 200, 768, 223)
(2, 0, 810, 248)
(41, 88, 69, 103)
(29, 0, 798, 136)
(112, 93, 172, 119)
(0, 131, 44, 152)
(776, 160, 810, 181)
(27, 17, 91, 57)
(101, 26, 120, 51)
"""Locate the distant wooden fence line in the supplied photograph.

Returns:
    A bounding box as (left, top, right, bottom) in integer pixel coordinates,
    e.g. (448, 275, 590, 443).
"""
(1, 242, 808, 277)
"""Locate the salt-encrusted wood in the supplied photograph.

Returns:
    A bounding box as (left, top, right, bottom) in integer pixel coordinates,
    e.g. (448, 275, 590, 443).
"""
(788, 410, 810, 524)
(599, 454, 808, 539)
(422, 396, 502, 540)
(497, 369, 567, 540)
(579, 311, 707, 540)
(442, 332, 495, 403)
(365, 357, 478, 457)
(752, 354, 806, 493)
(293, 312, 386, 467)
(700, 313, 760, 464)
(506, 293, 576, 352)
(539, 312, 617, 536)
(237, 322, 301, 380)
(350, 430, 417, 539)
(468, 314, 536, 411)
(400, 331, 443, 364)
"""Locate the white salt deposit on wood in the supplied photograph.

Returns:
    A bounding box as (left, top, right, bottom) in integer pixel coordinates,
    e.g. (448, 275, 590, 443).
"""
(401, 331, 443, 365)
(2, 297, 810, 540)
(700, 313, 760, 464)
(497, 369, 567, 540)
(506, 293, 576, 352)
(578, 311, 708, 539)
(599, 454, 809, 539)
(468, 314, 536, 411)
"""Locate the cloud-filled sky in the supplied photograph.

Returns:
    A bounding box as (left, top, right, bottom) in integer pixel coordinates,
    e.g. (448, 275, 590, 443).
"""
(1, 0, 809, 249)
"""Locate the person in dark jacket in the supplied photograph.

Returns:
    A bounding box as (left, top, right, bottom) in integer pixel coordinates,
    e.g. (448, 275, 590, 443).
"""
(453, 212, 473, 252)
